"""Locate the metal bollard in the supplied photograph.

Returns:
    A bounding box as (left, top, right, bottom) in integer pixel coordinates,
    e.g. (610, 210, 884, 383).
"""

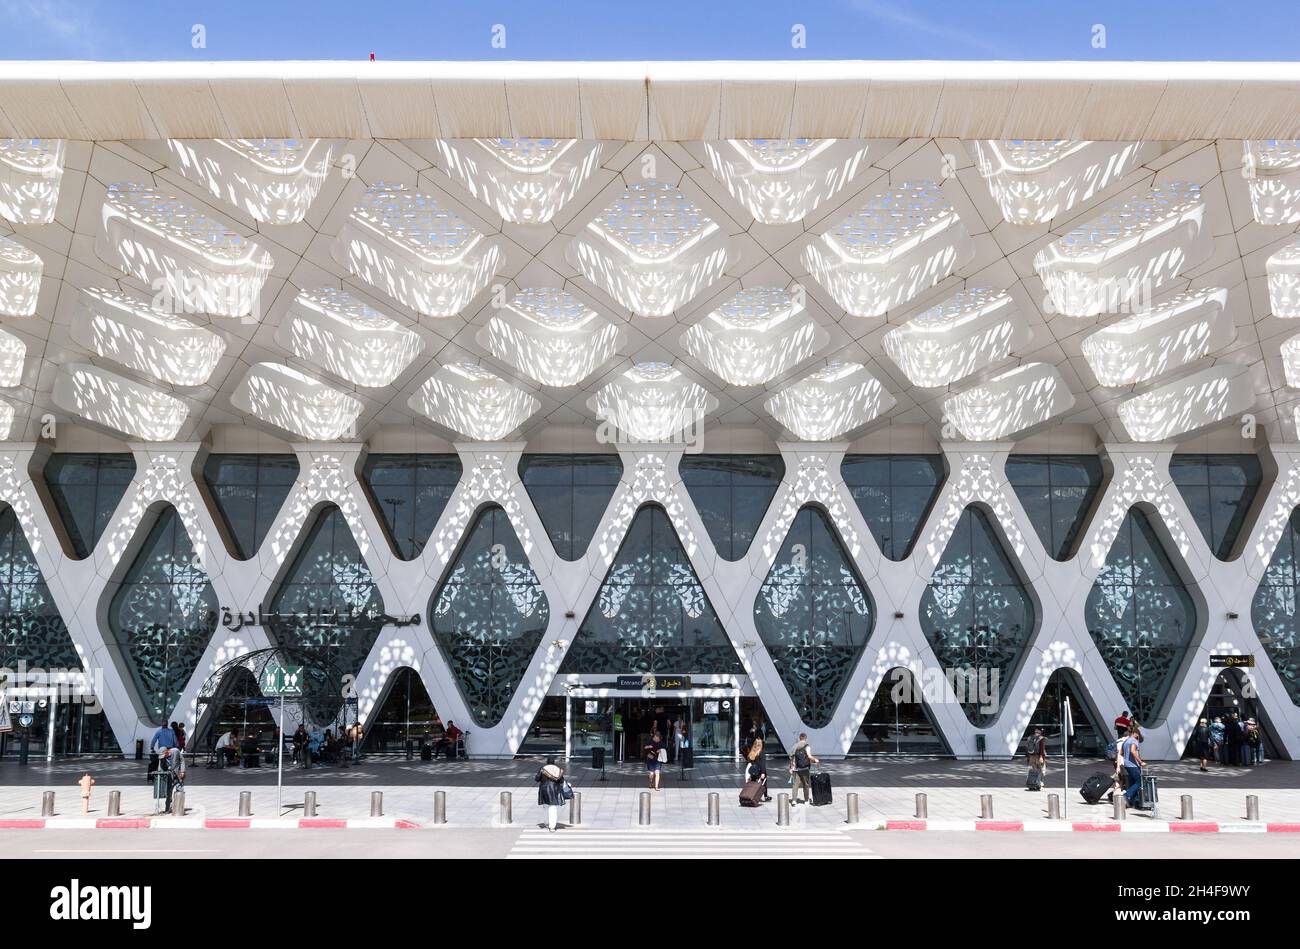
(433, 790, 446, 825)
(1180, 794, 1193, 821)
(171, 790, 185, 816)
(108, 790, 121, 817)
(568, 790, 582, 827)
(1113, 795, 1127, 820)
(846, 792, 860, 825)
(707, 792, 720, 826)
(41, 791, 55, 816)
(499, 790, 512, 825)
(979, 794, 994, 819)
(1047, 793, 1061, 820)
(304, 791, 317, 817)
(370, 791, 383, 817)
(1246, 794, 1260, 821)
(238, 791, 252, 817)
(915, 792, 928, 819)
(638, 790, 652, 826)
(776, 793, 791, 826)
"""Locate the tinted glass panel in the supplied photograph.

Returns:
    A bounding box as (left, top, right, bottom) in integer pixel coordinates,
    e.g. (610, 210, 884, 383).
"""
(1169, 454, 1262, 560)
(679, 455, 784, 560)
(1005, 454, 1104, 560)
(429, 505, 550, 727)
(1251, 506, 1300, 708)
(841, 454, 944, 560)
(202, 453, 299, 559)
(754, 506, 875, 728)
(108, 506, 217, 726)
(361, 454, 463, 560)
(0, 505, 79, 670)
(1085, 508, 1197, 723)
(43, 453, 136, 559)
(519, 454, 622, 560)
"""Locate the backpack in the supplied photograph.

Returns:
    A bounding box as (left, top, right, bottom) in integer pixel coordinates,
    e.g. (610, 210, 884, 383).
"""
(793, 745, 810, 770)
(1025, 736, 1042, 758)
(1104, 740, 1118, 760)
(746, 737, 763, 762)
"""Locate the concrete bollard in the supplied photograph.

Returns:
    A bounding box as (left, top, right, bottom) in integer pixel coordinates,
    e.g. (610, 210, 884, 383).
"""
(1113, 795, 1127, 820)
(107, 790, 121, 817)
(238, 791, 252, 817)
(979, 794, 994, 819)
(171, 790, 185, 816)
(41, 791, 55, 817)
(846, 792, 860, 825)
(707, 792, 720, 826)
(1246, 794, 1260, 821)
(433, 790, 446, 825)
(499, 791, 512, 825)
(568, 790, 582, 827)
(304, 791, 317, 818)
(638, 791, 652, 826)
(776, 793, 791, 826)
(915, 792, 928, 819)
(370, 791, 383, 817)
(1180, 794, 1193, 821)
(1047, 793, 1061, 820)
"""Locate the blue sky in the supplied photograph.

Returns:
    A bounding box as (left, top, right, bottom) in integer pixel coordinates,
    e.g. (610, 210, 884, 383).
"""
(0, 0, 1296, 61)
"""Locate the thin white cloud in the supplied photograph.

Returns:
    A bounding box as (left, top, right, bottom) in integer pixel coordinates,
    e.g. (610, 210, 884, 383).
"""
(847, 0, 1006, 56)
(0, 0, 100, 53)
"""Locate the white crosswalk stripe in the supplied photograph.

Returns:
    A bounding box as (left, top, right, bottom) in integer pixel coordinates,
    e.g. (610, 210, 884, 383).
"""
(508, 828, 881, 859)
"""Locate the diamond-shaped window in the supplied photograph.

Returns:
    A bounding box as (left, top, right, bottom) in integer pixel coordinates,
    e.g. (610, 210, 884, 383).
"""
(429, 505, 550, 728)
(518, 454, 622, 561)
(841, 454, 945, 561)
(920, 506, 1036, 727)
(1250, 506, 1300, 708)
(561, 504, 741, 675)
(679, 454, 784, 561)
(754, 505, 875, 728)
(1085, 508, 1198, 723)
(1005, 454, 1104, 560)
(1168, 454, 1263, 561)
(43, 452, 136, 560)
(362, 454, 463, 560)
(107, 506, 218, 726)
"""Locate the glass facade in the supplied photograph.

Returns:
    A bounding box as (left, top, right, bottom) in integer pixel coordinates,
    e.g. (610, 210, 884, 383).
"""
(841, 455, 945, 560)
(43, 452, 136, 559)
(849, 668, 951, 755)
(1085, 508, 1197, 724)
(1169, 454, 1263, 560)
(518, 454, 622, 560)
(107, 506, 218, 726)
(561, 504, 742, 675)
(1016, 669, 1106, 757)
(0, 505, 79, 670)
(362, 454, 463, 559)
(363, 667, 442, 753)
(430, 504, 550, 727)
(679, 455, 785, 560)
(920, 506, 1035, 727)
(754, 505, 875, 728)
(1005, 454, 1104, 560)
(266, 505, 385, 681)
(1251, 506, 1300, 708)
(202, 453, 299, 559)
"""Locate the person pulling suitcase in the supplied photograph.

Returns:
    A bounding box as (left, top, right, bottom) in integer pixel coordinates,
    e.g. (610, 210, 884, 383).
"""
(1024, 728, 1046, 792)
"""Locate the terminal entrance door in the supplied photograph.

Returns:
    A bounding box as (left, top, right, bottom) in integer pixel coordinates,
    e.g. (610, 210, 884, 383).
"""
(565, 690, 740, 762)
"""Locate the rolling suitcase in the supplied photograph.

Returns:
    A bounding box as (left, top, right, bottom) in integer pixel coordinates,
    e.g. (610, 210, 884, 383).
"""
(1026, 767, 1043, 791)
(811, 771, 832, 806)
(739, 780, 763, 807)
(1080, 772, 1111, 805)
(1140, 773, 1159, 816)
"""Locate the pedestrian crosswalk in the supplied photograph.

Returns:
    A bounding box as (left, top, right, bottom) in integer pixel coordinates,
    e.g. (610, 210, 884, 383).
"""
(507, 828, 881, 859)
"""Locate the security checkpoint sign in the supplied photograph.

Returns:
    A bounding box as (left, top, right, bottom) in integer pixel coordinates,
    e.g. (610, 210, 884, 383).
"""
(261, 664, 304, 696)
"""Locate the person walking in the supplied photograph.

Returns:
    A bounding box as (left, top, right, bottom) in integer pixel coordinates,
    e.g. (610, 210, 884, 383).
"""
(1192, 717, 1213, 772)
(644, 733, 664, 790)
(1113, 710, 1131, 740)
(535, 755, 567, 833)
(1119, 725, 1146, 810)
(1246, 719, 1263, 765)
(1225, 713, 1244, 766)
(788, 733, 818, 805)
(1210, 717, 1225, 763)
(741, 724, 772, 802)
(1023, 728, 1046, 791)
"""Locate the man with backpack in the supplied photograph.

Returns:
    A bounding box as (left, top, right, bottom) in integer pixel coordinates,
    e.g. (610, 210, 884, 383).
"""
(788, 733, 818, 805)
(1119, 725, 1146, 810)
(1024, 728, 1046, 791)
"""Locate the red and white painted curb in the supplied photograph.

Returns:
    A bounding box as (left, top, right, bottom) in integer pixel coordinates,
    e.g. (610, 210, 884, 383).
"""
(881, 819, 1300, 833)
(0, 817, 424, 830)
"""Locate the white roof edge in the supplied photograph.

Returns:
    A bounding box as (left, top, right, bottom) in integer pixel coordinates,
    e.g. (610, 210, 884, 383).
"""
(3, 60, 1300, 139)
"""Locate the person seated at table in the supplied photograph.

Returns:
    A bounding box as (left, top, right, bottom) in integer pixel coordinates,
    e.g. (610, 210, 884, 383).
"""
(215, 726, 239, 767)
(321, 729, 340, 764)
(433, 720, 462, 760)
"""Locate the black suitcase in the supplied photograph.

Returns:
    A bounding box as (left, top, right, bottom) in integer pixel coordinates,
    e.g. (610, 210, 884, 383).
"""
(420, 742, 432, 761)
(739, 780, 763, 807)
(811, 772, 832, 806)
(1080, 772, 1111, 805)
(679, 747, 693, 769)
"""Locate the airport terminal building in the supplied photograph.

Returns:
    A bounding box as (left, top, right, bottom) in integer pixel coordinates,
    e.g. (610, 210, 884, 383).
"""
(0, 61, 1297, 764)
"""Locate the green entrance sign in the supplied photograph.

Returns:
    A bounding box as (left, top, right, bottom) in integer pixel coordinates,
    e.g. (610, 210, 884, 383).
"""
(261, 664, 304, 696)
